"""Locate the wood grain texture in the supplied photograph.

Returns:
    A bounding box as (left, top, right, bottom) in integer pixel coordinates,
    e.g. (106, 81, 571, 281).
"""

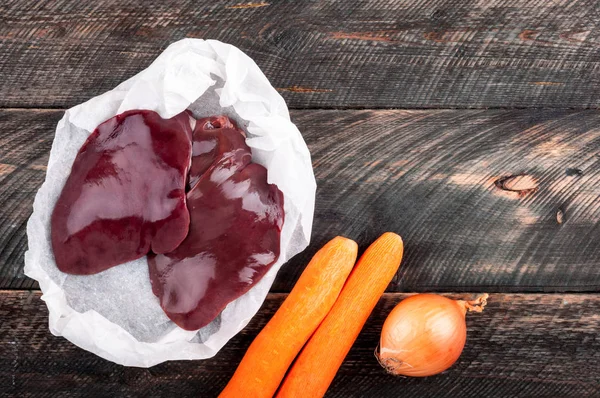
(1, 109, 599, 291)
(0, 110, 56, 289)
(282, 109, 600, 293)
(3, 0, 600, 109)
(1, 291, 599, 397)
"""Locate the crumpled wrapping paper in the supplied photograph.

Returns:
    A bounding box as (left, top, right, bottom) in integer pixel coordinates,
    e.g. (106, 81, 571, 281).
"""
(24, 39, 316, 367)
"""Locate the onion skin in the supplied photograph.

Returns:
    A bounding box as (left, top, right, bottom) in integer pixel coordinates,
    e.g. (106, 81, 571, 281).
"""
(377, 293, 487, 377)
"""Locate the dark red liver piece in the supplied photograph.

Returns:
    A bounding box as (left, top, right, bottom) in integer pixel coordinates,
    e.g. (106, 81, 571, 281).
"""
(148, 116, 284, 330)
(51, 110, 193, 275)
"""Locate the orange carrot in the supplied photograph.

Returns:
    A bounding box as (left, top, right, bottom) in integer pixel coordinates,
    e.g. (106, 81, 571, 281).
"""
(277, 232, 404, 398)
(219, 236, 358, 398)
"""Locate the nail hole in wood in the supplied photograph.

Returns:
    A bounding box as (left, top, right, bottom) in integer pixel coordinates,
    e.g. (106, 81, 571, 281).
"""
(556, 208, 565, 224)
(565, 168, 583, 176)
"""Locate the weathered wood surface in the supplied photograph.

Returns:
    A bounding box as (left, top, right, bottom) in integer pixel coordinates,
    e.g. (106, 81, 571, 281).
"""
(3, 0, 600, 109)
(1, 109, 599, 292)
(0, 110, 52, 289)
(1, 291, 598, 397)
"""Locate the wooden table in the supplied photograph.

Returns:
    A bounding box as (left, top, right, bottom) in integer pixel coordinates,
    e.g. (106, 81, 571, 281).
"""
(1, 1, 599, 397)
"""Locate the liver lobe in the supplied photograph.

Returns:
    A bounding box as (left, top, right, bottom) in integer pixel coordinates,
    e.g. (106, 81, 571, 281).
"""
(148, 116, 284, 330)
(51, 110, 193, 275)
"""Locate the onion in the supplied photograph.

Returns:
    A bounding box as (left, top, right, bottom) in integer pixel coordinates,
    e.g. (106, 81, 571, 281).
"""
(376, 293, 488, 377)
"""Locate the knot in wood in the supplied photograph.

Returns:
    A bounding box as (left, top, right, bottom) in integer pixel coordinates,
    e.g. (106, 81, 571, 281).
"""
(494, 174, 539, 197)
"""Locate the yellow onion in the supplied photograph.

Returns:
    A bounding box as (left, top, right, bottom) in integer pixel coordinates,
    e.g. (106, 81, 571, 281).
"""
(376, 293, 488, 377)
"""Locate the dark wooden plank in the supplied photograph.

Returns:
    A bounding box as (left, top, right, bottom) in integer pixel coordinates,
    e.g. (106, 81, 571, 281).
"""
(1, 109, 599, 291)
(279, 109, 600, 292)
(0, 110, 58, 289)
(3, 0, 600, 109)
(1, 291, 599, 397)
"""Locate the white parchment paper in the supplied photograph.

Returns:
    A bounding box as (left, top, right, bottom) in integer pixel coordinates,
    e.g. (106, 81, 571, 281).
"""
(24, 39, 316, 367)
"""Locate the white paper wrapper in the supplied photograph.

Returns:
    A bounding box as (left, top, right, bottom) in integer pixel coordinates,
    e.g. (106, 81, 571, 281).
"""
(24, 39, 316, 367)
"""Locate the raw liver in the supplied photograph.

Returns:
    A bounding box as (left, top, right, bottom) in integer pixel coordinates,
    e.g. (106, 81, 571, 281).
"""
(148, 116, 284, 330)
(51, 110, 194, 275)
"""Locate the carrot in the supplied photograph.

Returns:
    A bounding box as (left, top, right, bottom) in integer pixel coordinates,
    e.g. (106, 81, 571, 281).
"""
(276, 232, 404, 398)
(219, 236, 358, 398)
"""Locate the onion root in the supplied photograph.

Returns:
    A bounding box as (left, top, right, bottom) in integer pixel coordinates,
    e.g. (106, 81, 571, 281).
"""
(457, 293, 489, 313)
